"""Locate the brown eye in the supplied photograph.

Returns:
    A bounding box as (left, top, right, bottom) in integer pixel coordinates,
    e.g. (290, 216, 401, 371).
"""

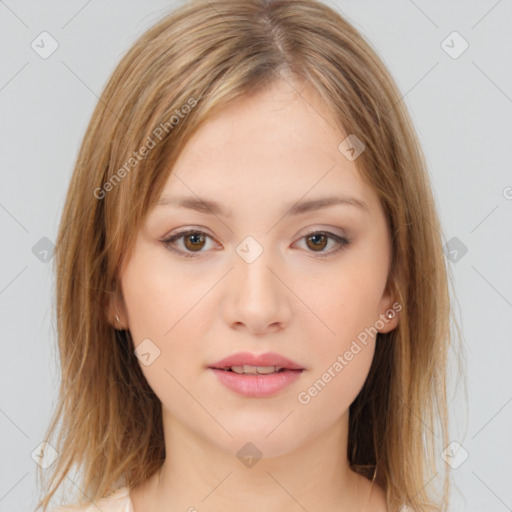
(162, 229, 350, 259)
(305, 233, 329, 252)
(296, 231, 351, 258)
(161, 229, 215, 258)
(183, 232, 206, 252)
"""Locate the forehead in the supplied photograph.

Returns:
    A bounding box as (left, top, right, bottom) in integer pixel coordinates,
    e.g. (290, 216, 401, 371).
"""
(156, 80, 380, 218)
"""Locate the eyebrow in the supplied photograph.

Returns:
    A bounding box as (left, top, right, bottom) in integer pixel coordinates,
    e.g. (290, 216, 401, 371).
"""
(156, 194, 369, 218)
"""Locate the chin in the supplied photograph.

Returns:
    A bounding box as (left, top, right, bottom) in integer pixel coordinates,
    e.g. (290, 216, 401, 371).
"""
(207, 423, 311, 461)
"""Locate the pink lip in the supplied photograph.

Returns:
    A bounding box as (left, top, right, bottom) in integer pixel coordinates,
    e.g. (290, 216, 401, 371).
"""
(207, 351, 305, 398)
(208, 351, 304, 371)
(209, 368, 303, 398)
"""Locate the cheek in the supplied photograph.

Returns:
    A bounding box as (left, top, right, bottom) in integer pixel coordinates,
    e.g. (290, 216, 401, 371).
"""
(120, 261, 205, 417)
(295, 342, 375, 434)
(119, 243, 211, 389)
(297, 289, 377, 418)
(293, 261, 383, 408)
(120, 241, 202, 341)
(303, 263, 385, 349)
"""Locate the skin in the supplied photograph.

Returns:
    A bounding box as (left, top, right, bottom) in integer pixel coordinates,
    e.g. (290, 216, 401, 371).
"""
(111, 78, 398, 512)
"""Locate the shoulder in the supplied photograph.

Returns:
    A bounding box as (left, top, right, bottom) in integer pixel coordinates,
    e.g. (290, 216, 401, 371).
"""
(51, 486, 132, 512)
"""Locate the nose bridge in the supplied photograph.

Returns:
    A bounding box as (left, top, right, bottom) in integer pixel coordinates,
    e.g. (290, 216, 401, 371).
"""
(234, 234, 279, 298)
(225, 235, 290, 331)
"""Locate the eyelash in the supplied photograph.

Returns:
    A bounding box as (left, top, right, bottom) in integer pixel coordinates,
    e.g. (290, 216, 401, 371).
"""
(160, 229, 351, 259)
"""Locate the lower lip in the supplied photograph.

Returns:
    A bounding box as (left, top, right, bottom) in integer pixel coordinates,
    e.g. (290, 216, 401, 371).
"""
(209, 368, 303, 398)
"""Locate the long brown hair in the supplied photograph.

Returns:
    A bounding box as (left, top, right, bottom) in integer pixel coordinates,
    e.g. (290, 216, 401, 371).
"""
(36, 1, 465, 510)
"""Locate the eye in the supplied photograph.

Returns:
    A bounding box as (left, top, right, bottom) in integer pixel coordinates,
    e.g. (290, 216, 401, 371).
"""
(295, 231, 351, 258)
(160, 229, 351, 259)
(161, 229, 217, 258)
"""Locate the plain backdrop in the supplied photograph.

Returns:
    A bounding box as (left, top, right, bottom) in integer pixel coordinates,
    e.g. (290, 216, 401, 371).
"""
(1, 1, 511, 511)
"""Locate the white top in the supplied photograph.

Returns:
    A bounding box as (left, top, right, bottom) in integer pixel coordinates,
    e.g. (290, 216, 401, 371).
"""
(52, 486, 133, 512)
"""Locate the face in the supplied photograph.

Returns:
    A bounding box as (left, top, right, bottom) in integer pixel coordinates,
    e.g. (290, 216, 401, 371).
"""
(113, 80, 399, 458)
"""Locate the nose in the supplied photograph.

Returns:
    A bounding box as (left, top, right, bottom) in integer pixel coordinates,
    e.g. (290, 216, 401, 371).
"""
(222, 246, 292, 335)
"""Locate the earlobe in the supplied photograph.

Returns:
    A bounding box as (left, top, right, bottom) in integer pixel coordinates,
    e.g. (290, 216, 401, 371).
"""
(377, 285, 401, 334)
(107, 290, 127, 330)
(378, 309, 400, 334)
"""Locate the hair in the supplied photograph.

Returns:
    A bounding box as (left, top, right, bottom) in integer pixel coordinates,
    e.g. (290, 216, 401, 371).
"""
(36, 0, 465, 511)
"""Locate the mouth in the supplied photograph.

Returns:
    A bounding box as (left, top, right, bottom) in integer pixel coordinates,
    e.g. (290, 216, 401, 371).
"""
(207, 352, 305, 397)
(211, 365, 302, 375)
(207, 365, 304, 398)
(208, 351, 305, 372)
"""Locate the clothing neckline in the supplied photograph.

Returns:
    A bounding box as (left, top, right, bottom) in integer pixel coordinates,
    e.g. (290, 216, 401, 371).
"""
(106, 486, 134, 511)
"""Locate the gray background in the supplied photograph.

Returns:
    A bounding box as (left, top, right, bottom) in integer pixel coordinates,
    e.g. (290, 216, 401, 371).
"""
(1, 1, 511, 511)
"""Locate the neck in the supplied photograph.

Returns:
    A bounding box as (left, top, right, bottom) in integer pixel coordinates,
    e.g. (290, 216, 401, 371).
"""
(131, 408, 376, 512)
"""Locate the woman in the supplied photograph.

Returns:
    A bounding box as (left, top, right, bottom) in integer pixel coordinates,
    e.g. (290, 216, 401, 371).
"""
(37, 0, 463, 510)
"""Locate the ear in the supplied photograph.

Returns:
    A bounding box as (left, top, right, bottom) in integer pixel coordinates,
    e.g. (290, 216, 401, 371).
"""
(107, 287, 128, 330)
(376, 281, 401, 334)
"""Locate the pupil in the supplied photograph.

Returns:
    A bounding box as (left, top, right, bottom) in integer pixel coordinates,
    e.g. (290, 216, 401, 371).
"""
(185, 233, 204, 250)
(308, 233, 326, 251)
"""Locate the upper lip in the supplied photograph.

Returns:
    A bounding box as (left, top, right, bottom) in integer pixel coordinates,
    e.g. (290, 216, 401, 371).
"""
(208, 352, 305, 370)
